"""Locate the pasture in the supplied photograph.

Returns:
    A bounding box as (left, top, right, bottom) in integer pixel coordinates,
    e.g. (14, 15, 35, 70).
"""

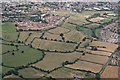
(32, 39, 77, 52)
(43, 32, 62, 41)
(33, 52, 82, 71)
(64, 31, 85, 43)
(80, 54, 109, 65)
(2, 44, 17, 54)
(18, 32, 30, 43)
(2, 46, 43, 67)
(18, 67, 46, 78)
(48, 27, 70, 35)
(90, 41, 118, 53)
(25, 32, 42, 45)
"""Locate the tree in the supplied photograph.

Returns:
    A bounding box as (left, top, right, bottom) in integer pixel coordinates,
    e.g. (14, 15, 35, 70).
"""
(21, 51, 24, 53)
(12, 52, 15, 55)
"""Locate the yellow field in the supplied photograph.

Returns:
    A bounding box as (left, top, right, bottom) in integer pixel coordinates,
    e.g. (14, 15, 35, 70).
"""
(48, 27, 70, 35)
(65, 60, 103, 73)
(35, 39, 77, 52)
(33, 52, 82, 71)
(47, 67, 86, 78)
(25, 32, 42, 45)
(43, 32, 62, 41)
(18, 32, 30, 42)
(90, 17, 104, 22)
(64, 31, 85, 43)
(80, 54, 109, 65)
(90, 41, 118, 53)
(85, 49, 112, 56)
(31, 38, 41, 48)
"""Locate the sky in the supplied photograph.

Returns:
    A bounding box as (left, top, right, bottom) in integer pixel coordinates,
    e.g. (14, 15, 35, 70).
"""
(1, 0, 119, 2)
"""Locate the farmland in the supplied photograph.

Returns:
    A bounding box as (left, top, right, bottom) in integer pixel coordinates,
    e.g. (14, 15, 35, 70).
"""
(3, 46, 44, 67)
(65, 60, 103, 73)
(32, 52, 82, 71)
(1, 3, 119, 79)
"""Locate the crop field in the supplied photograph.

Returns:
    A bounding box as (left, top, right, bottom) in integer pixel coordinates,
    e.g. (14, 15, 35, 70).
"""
(47, 67, 88, 78)
(33, 52, 82, 71)
(90, 17, 105, 22)
(85, 49, 112, 56)
(48, 27, 70, 35)
(25, 32, 42, 45)
(35, 39, 77, 52)
(3, 74, 21, 78)
(90, 41, 118, 53)
(18, 67, 46, 78)
(18, 32, 30, 43)
(101, 66, 119, 78)
(80, 54, 109, 65)
(65, 60, 103, 73)
(64, 31, 85, 43)
(2, 44, 17, 54)
(3, 46, 43, 67)
(43, 32, 62, 41)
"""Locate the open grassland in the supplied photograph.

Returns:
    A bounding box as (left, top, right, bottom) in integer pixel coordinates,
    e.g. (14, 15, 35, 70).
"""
(43, 32, 62, 41)
(90, 41, 118, 53)
(47, 67, 87, 78)
(90, 17, 104, 22)
(65, 60, 103, 73)
(80, 54, 109, 65)
(33, 52, 82, 71)
(64, 31, 85, 43)
(1, 44, 17, 54)
(32, 38, 77, 52)
(18, 32, 30, 43)
(18, 67, 46, 78)
(3, 46, 43, 67)
(25, 32, 42, 45)
(48, 27, 70, 35)
(1, 22, 19, 41)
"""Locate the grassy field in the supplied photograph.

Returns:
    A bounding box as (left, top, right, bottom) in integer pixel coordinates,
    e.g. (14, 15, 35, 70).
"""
(85, 23, 100, 29)
(3, 46, 43, 67)
(18, 67, 46, 78)
(64, 31, 85, 43)
(2, 66, 14, 75)
(2, 44, 17, 54)
(48, 27, 70, 35)
(47, 67, 88, 78)
(18, 32, 30, 43)
(32, 39, 77, 52)
(65, 60, 103, 73)
(85, 49, 112, 56)
(90, 41, 118, 53)
(25, 32, 42, 45)
(33, 52, 82, 71)
(1, 22, 19, 41)
(80, 54, 109, 65)
(43, 32, 62, 41)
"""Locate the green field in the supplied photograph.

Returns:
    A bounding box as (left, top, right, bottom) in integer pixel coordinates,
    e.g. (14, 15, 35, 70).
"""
(3, 46, 44, 67)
